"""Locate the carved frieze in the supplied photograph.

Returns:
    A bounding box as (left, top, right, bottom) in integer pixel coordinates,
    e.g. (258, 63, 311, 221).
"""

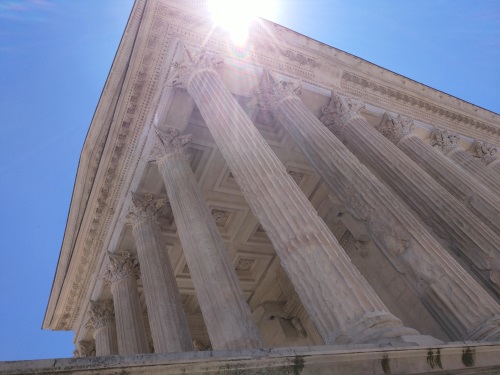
(281, 50, 319, 68)
(342, 71, 500, 138)
(52, 1, 174, 330)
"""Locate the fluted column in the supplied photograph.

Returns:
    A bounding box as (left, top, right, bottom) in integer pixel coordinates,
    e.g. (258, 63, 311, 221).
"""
(105, 251, 149, 355)
(168, 46, 420, 345)
(467, 140, 500, 175)
(150, 128, 263, 350)
(386, 122, 500, 236)
(86, 300, 118, 356)
(321, 104, 500, 300)
(254, 73, 500, 341)
(125, 193, 193, 353)
(429, 128, 500, 196)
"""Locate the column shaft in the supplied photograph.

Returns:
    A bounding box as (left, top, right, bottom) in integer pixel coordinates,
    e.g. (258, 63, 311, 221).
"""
(333, 112, 500, 299)
(398, 136, 500, 236)
(111, 277, 149, 354)
(491, 161, 500, 175)
(446, 149, 500, 195)
(132, 216, 193, 353)
(178, 59, 418, 345)
(94, 326, 118, 356)
(271, 89, 500, 340)
(155, 138, 262, 350)
(106, 252, 149, 355)
(87, 300, 118, 356)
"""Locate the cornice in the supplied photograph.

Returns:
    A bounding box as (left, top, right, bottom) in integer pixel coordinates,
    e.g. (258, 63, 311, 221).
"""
(47, 0, 500, 332)
(44, 0, 148, 330)
(340, 71, 500, 144)
(51, 0, 192, 332)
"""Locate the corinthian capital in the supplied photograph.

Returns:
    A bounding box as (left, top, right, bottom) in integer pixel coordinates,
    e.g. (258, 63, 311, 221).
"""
(105, 251, 140, 283)
(376, 113, 414, 145)
(320, 91, 364, 135)
(149, 127, 192, 163)
(468, 140, 498, 165)
(76, 340, 95, 357)
(86, 300, 115, 331)
(430, 127, 459, 154)
(252, 69, 301, 111)
(124, 192, 169, 226)
(169, 43, 223, 89)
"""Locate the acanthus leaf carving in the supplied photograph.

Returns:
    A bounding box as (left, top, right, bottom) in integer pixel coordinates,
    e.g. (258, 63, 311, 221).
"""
(104, 251, 140, 283)
(124, 192, 170, 226)
(76, 340, 95, 357)
(468, 140, 498, 165)
(430, 127, 459, 154)
(375, 113, 414, 145)
(252, 69, 302, 111)
(320, 90, 364, 136)
(149, 127, 192, 163)
(169, 43, 223, 89)
(86, 299, 115, 331)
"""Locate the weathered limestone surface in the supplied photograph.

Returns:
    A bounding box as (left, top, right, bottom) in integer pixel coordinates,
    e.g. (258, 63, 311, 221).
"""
(468, 140, 499, 167)
(429, 128, 500, 197)
(360, 113, 500, 297)
(469, 141, 500, 174)
(105, 252, 149, 355)
(86, 300, 118, 356)
(3, 343, 500, 375)
(396, 127, 500, 237)
(75, 340, 95, 358)
(170, 47, 420, 345)
(259, 78, 500, 341)
(125, 193, 193, 353)
(492, 161, 500, 175)
(151, 127, 263, 350)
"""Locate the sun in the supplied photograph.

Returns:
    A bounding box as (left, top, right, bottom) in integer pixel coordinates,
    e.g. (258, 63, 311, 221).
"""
(208, 0, 277, 46)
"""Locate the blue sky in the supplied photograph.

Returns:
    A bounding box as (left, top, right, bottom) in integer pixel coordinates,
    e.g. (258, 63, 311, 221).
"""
(0, 0, 498, 362)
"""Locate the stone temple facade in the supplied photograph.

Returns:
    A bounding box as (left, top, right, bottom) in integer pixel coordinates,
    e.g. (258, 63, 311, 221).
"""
(3, 0, 500, 374)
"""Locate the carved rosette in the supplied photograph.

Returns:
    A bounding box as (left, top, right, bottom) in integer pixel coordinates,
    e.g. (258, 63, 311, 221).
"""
(124, 192, 169, 227)
(86, 300, 115, 331)
(253, 69, 302, 111)
(169, 44, 223, 89)
(375, 113, 414, 145)
(430, 127, 459, 154)
(320, 90, 364, 136)
(149, 127, 192, 163)
(104, 251, 140, 283)
(468, 140, 498, 165)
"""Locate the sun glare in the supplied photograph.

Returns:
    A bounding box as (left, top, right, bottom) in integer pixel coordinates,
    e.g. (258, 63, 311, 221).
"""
(208, 0, 276, 46)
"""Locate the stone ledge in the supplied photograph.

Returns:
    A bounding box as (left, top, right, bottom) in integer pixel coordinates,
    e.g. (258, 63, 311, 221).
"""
(2, 342, 500, 374)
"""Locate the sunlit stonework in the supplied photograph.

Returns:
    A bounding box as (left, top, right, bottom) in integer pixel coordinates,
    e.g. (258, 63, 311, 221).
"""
(5, 0, 497, 374)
